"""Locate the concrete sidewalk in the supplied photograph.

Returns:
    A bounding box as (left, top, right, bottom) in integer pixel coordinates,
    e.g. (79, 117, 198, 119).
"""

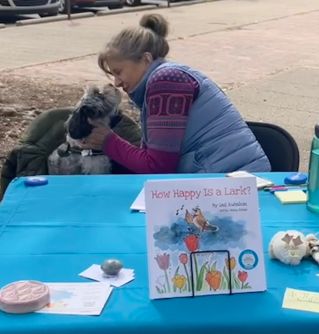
(1, 0, 319, 70)
(1, 0, 319, 170)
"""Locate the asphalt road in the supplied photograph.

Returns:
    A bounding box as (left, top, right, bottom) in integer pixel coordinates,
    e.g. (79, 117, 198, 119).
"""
(0, 6, 121, 26)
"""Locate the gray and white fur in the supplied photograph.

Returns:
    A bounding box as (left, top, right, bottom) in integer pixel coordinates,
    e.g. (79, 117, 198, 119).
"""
(48, 84, 122, 175)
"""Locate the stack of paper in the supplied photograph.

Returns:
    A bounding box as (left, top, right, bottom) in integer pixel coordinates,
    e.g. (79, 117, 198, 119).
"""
(79, 264, 135, 287)
(130, 188, 145, 212)
(274, 190, 307, 204)
(283, 288, 319, 314)
(226, 171, 274, 189)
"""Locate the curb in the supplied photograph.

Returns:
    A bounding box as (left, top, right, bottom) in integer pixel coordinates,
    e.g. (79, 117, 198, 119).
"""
(96, 0, 208, 16)
(15, 12, 95, 26)
(169, 0, 208, 8)
(95, 0, 211, 16)
(96, 4, 159, 16)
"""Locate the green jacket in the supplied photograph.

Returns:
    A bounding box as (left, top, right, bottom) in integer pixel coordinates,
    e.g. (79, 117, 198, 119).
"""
(0, 107, 141, 201)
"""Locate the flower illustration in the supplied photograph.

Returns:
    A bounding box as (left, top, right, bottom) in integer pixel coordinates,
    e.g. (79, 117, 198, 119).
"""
(238, 270, 248, 282)
(184, 234, 199, 252)
(179, 253, 188, 265)
(238, 270, 248, 288)
(155, 253, 170, 270)
(179, 253, 190, 291)
(184, 235, 200, 287)
(225, 257, 236, 271)
(172, 274, 187, 291)
(205, 270, 222, 291)
(155, 253, 171, 292)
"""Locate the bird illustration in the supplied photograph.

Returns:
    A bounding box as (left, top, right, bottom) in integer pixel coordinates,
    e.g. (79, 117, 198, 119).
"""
(184, 209, 194, 225)
(184, 208, 219, 232)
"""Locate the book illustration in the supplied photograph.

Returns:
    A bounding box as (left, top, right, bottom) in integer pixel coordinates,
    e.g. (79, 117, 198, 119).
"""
(145, 177, 266, 299)
(153, 205, 248, 252)
(184, 207, 219, 232)
(153, 205, 253, 296)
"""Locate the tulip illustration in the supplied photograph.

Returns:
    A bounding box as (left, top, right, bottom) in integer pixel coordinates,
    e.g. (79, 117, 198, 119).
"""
(179, 253, 190, 291)
(155, 253, 171, 292)
(184, 235, 200, 289)
(225, 257, 236, 271)
(223, 256, 237, 289)
(172, 274, 187, 292)
(155, 253, 169, 270)
(179, 253, 188, 265)
(238, 270, 248, 289)
(205, 270, 222, 291)
(184, 234, 199, 252)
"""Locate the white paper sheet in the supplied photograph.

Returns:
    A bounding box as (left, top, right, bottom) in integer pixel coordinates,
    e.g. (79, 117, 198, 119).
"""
(130, 188, 145, 212)
(226, 171, 274, 189)
(79, 264, 135, 287)
(37, 282, 113, 315)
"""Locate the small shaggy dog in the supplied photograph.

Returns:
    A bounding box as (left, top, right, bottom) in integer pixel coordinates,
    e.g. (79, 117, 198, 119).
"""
(48, 85, 123, 175)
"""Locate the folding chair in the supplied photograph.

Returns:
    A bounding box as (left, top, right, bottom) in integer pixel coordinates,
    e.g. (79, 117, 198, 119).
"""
(247, 121, 300, 171)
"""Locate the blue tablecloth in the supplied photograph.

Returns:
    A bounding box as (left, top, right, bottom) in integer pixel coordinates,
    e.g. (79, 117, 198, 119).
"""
(0, 173, 319, 334)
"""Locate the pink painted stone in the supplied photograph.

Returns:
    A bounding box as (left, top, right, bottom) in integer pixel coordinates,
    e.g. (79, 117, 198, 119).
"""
(0, 280, 50, 314)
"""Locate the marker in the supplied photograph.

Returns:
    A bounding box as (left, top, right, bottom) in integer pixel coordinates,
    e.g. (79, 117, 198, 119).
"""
(264, 185, 307, 193)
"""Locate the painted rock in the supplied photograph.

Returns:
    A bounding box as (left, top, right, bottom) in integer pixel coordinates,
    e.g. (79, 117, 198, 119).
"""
(101, 259, 123, 276)
(0, 280, 50, 314)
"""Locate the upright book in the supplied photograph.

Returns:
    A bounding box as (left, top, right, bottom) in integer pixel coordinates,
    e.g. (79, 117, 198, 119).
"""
(144, 176, 266, 299)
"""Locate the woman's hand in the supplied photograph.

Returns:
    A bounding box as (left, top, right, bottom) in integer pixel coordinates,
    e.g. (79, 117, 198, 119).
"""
(80, 118, 112, 151)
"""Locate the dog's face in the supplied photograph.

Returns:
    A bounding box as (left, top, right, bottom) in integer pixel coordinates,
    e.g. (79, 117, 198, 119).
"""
(67, 84, 122, 140)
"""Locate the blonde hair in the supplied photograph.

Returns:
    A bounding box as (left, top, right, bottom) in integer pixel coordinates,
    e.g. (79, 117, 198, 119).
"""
(98, 13, 169, 74)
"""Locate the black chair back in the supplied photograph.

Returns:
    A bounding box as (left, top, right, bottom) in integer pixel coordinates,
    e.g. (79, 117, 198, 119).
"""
(247, 121, 300, 171)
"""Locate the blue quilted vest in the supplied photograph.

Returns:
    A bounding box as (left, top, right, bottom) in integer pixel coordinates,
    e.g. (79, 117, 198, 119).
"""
(129, 60, 271, 173)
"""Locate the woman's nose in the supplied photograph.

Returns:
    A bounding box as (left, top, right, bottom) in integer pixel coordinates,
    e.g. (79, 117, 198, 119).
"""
(114, 77, 122, 88)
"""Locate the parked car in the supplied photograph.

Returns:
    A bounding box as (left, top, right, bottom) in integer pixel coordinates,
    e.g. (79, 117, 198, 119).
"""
(59, 0, 124, 13)
(125, 0, 140, 5)
(0, 0, 60, 17)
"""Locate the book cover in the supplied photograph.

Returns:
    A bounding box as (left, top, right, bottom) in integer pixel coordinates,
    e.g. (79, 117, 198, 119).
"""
(144, 177, 266, 299)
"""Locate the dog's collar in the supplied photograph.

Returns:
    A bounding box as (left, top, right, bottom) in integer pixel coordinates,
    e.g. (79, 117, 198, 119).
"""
(57, 143, 104, 157)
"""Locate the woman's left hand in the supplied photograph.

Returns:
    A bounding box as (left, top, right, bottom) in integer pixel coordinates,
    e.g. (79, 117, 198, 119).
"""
(80, 118, 112, 151)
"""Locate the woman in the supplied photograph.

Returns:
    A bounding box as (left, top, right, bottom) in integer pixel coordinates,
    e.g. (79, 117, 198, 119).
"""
(83, 13, 271, 174)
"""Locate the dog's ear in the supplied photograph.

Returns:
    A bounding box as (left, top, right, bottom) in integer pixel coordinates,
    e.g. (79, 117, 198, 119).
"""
(101, 84, 122, 109)
(74, 85, 99, 111)
(67, 106, 93, 139)
(83, 85, 101, 99)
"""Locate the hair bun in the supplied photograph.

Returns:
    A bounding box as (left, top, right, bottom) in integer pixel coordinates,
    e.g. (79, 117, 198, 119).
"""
(139, 13, 168, 38)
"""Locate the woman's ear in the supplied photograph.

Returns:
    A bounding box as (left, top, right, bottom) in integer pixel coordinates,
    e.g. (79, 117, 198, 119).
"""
(143, 52, 153, 65)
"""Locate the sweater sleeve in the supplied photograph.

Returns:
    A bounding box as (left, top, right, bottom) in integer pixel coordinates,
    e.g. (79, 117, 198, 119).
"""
(103, 132, 180, 174)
